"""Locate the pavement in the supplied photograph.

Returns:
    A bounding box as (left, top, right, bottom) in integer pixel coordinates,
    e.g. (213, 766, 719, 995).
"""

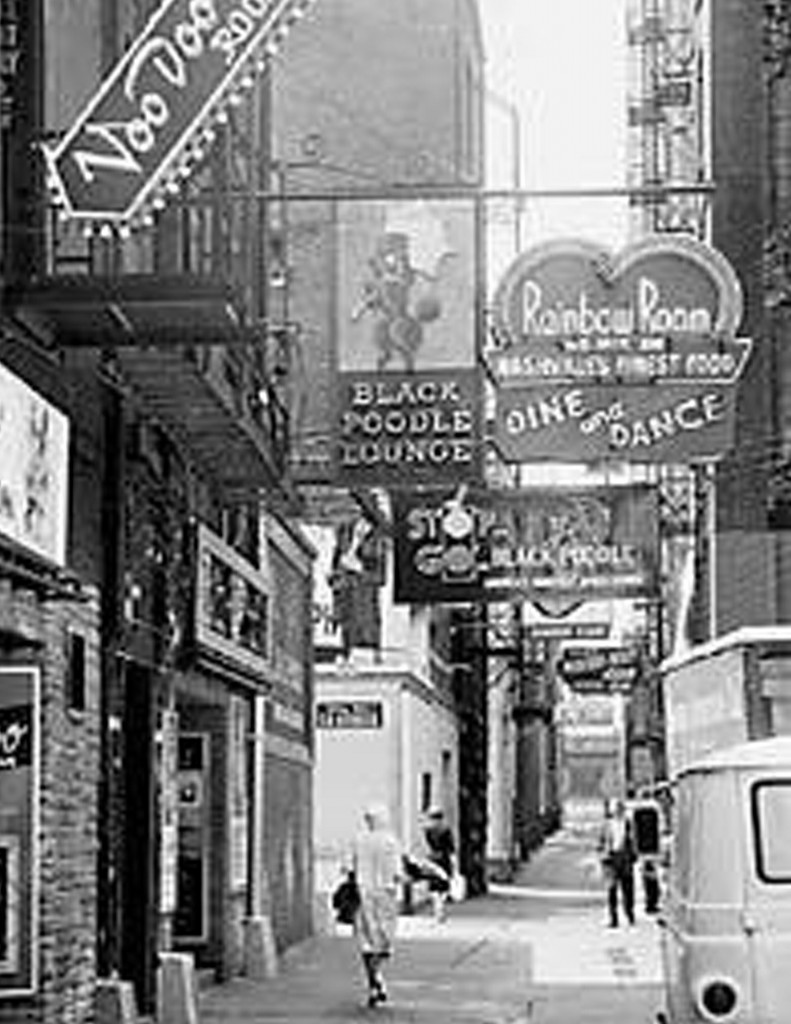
(198, 830, 665, 1023)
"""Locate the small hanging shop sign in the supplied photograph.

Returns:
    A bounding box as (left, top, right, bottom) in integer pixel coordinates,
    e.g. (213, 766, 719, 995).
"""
(488, 235, 752, 463)
(44, 0, 313, 226)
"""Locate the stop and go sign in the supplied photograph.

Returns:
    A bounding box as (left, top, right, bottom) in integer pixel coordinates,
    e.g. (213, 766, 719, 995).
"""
(45, 0, 308, 224)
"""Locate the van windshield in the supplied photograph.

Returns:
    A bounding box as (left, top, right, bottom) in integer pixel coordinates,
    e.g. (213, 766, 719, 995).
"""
(753, 781, 791, 883)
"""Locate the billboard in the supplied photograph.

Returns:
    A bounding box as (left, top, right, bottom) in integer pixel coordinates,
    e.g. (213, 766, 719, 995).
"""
(333, 199, 482, 487)
(0, 362, 70, 567)
(488, 235, 751, 462)
(392, 485, 659, 605)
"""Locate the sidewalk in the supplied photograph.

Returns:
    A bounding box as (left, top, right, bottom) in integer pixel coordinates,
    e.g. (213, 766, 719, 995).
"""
(198, 832, 663, 1023)
(199, 902, 662, 1023)
(510, 827, 605, 896)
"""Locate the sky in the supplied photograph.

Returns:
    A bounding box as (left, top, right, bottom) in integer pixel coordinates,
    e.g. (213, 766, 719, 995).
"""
(480, 0, 629, 254)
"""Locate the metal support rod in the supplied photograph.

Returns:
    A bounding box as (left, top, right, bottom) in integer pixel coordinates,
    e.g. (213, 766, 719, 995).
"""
(181, 182, 716, 205)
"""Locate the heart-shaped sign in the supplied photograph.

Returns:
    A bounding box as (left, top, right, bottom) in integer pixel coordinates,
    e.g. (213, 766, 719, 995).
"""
(489, 236, 752, 463)
(490, 235, 750, 387)
(494, 234, 743, 343)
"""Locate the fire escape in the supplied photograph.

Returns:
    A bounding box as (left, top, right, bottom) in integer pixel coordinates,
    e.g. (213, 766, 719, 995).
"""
(3, 25, 301, 505)
(625, 1, 714, 782)
(627, 0, 708, 239)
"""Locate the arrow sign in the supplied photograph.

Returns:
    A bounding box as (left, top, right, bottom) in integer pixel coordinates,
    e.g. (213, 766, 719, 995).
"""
(45, 0, 308, 223)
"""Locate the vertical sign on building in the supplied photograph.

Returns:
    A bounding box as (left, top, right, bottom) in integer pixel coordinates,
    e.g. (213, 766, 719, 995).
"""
(0, 666, 39, 996)
(229, 696, 249, 892)
(333, 198, 482, 486)
(159, 709, 179, 916)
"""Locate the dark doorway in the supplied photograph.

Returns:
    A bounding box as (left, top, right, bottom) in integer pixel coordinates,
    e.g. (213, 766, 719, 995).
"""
(120, 663, 156, 1012)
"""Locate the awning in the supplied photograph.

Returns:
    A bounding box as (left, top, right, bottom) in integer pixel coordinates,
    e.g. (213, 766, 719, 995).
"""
(5, 274, 246, 348)
(116, 344, 289, 498)
(5, 274, 291, 499)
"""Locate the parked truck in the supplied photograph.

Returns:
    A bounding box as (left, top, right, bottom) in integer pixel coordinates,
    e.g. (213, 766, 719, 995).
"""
(661, 626, 791, 777)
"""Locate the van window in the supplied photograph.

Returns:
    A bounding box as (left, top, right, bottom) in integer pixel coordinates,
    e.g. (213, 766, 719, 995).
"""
(752, 781, 791, 883)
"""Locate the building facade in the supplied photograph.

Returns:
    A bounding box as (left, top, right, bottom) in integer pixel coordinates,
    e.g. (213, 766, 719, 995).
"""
(1, 0, 316, 1019)
(628, 3, 791, 769)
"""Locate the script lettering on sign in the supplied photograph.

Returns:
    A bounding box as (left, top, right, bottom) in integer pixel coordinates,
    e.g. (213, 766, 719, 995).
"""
(45, 0, 311, 222)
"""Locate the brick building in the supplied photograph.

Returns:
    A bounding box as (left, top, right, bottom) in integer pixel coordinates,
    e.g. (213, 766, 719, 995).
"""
(1, 0, 315, 1019)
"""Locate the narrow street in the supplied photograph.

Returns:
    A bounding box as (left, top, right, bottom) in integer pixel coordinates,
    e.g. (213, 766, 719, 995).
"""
(199, 831, 664, 1023)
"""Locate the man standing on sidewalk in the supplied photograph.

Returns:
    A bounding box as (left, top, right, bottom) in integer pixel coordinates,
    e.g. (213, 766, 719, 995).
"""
(424, 808, 455, 922)
(598, 799, 637, 927)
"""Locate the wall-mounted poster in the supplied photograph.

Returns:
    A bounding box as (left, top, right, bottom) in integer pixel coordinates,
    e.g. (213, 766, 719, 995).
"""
(0, 362, 69, 567)
(334, 198, 482, 486)
(0, 667, 39, 996)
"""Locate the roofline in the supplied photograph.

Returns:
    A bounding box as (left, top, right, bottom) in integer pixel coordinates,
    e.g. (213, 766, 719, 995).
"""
(677, 736, 791, 777)
(660, 625, 791, 673)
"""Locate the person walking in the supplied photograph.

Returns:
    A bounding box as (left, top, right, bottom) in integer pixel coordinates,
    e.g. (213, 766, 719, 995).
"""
(349, 802, 403, 1007)
(598, 798, 637, 927)
(424, 807, 455, 922)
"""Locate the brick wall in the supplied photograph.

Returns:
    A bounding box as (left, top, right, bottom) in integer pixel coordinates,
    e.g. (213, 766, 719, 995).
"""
(0, 586, 101, 1024)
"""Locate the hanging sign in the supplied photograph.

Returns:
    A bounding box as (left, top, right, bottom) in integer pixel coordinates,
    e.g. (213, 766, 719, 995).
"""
(333, 199, 482, 486)
(44, 0, 310, 224)
(557, 646, 641, 694)
(391, 485, 659, 605)
(488, 235, 752, 462)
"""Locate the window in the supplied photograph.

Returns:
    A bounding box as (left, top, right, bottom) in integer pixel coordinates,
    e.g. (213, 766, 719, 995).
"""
(753, 780, 791, 883)
(421, 773, 432, 814)
(65, 632, 86, 712)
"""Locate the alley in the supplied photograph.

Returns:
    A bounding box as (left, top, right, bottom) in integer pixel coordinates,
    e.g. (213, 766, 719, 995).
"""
(199, 833, 663, 1023)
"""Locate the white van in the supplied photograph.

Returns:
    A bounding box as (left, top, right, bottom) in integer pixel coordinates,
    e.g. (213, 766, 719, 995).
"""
(657, 736, 791, 1024)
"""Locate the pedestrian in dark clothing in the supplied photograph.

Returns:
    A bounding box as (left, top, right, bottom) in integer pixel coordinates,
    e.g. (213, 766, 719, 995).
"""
(598, 799, 637, 927)
(424, 807, 455, 922)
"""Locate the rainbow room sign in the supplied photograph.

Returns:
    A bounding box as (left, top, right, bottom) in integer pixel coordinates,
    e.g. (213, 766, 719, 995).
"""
(488, 236, 752, 463)
(392, 485, 659, 605)
(334, 199, 481, 486)
(44, 0, 308, 223)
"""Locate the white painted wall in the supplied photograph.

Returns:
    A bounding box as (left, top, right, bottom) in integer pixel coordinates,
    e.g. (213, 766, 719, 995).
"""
(313, 669, 459, 892)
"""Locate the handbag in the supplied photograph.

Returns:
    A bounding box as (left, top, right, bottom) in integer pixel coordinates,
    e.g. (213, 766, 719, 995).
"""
(449, 872, 466, 902)
(332, 872, 361, 924)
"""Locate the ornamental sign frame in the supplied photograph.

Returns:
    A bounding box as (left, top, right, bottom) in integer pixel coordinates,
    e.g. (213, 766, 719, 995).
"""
(44, 0, 312, 225)
(488, 235, 753, 463)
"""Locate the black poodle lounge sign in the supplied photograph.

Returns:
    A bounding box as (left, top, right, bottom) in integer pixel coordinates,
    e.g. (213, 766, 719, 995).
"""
(333, 199, 481, 486)
(489, 236, 752, 463)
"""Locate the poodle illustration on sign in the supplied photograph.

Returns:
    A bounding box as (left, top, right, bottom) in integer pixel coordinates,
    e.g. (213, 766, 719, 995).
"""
(489, 236, 752, 462)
